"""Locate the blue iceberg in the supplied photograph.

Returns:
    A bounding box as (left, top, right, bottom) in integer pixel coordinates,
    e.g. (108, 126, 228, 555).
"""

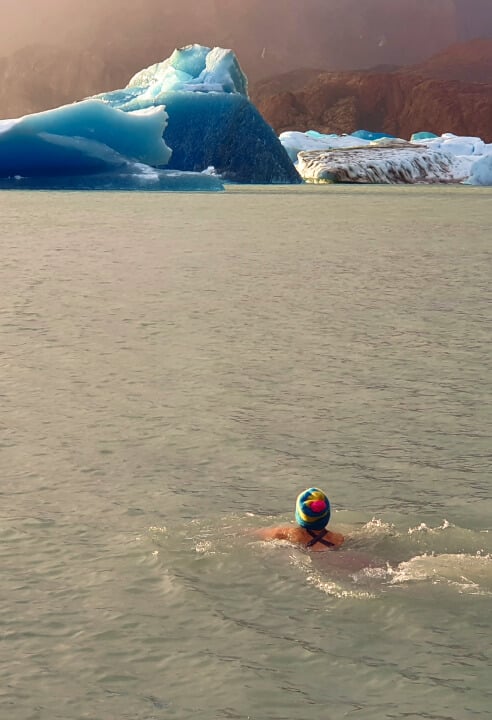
(153, 91, 300, 183)
(411, 131, 439, 142)
(0, 44, 298, 189)
(352, 129, 396, 142)
(0, 100, 172, 177)
(95, 45, 299, 184)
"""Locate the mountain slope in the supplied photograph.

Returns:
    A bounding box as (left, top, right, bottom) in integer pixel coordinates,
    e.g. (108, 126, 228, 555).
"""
(406, 38, 492, 83)
(252, 39, 492, 140)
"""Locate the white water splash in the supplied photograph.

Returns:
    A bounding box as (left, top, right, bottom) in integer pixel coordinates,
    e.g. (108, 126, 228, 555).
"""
(307, 573, 376, 600)
(363, 517, 397, 534)
(388, 553, 492, 595)
(408, 519, 451, 535)
(287, 549, 377, 599)
(195, 540, 215, 554)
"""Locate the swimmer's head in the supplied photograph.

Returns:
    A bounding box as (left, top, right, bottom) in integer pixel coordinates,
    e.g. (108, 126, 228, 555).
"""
(295, 488, 331, 530)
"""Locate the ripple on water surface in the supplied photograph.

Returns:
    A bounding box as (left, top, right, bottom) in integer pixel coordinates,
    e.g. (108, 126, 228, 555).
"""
(1, 186, 491, 719)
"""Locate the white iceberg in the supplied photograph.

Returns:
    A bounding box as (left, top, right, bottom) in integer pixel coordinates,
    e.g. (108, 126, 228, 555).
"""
(463, 154, 492, 186)
(280, 130, 372, 163)
(296, 144, 469, 184)
(412, 132, 492, 186)
(413, 133, 487, 157)
(283, 128, 492, 184)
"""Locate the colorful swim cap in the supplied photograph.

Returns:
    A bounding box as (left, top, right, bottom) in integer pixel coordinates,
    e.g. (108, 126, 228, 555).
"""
(295, 488, 331, 531)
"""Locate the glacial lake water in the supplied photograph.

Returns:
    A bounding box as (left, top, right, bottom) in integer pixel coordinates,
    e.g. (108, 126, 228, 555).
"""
(1, 184, 491, 720)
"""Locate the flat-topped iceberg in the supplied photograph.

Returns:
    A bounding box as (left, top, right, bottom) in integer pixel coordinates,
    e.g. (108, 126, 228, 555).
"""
(282, 129, 492, 185)
(297, 144, 469, 184)
(0, 44, 299, 189)
(280, 131, 372, 163)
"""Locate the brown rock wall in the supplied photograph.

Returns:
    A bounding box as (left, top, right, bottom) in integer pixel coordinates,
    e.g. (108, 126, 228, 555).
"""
(253, 70, 492, 142)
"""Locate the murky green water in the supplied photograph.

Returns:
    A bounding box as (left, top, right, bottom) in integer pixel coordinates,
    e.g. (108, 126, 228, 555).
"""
(1, 185, 491, 719)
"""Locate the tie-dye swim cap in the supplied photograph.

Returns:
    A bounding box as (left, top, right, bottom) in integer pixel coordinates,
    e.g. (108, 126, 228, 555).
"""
(295, 488, 331, 530)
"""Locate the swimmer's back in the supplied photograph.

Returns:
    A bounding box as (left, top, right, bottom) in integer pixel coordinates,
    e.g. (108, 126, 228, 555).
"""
(256, 525, 344, 551)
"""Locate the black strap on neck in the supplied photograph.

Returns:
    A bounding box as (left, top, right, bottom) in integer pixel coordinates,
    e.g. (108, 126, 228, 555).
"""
(306, 529, 335, 548)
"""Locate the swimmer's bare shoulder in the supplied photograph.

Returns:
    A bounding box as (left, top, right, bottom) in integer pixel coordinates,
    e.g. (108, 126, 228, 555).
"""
(254, 525, 344, 550)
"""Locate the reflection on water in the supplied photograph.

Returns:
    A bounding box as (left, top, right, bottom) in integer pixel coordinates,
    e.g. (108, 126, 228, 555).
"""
(1, 185, 491, 720)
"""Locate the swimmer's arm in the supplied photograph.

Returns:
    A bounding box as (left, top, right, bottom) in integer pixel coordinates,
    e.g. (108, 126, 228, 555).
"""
(328, 530, 345, 548)
(252, 526, 291, 541)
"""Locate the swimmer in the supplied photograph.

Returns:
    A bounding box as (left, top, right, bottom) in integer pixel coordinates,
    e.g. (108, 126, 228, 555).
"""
(255, 487, 344, 551)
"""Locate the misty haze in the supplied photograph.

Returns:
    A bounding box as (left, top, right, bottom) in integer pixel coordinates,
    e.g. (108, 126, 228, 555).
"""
(2, 0, 492, 119)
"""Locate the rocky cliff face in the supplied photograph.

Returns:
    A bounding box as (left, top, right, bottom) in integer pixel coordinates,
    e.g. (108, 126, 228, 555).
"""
(251, 40, 492, 141)
(2, 0, 492, 119)
(255, 74, 492, 142)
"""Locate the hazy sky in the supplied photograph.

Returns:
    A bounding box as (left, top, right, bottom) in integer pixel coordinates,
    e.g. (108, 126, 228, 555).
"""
(1, 0, 111, 54)
(3, 1, 68, 52)
(2, 0, 492, 70)
(0, 1, 224, 56)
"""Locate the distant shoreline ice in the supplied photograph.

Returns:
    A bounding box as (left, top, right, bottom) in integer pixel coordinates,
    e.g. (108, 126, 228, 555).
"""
(280, 130, 492, 185)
